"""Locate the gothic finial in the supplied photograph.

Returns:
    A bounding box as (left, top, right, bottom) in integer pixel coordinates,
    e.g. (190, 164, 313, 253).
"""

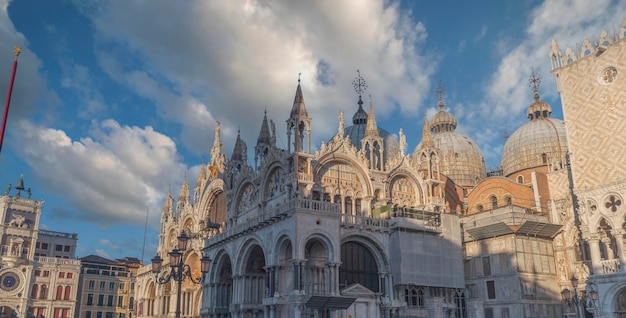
(352, 70, 367, 97)
(298, 73, 301, 84)
(435, 80, 446, 110)
(528, 68, 541, 101)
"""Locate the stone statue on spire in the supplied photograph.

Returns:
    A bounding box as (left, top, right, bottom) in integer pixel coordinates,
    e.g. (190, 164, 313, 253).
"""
(210, 121, 225, 174)
(338, 111, 345, 135)
(399, 128, 406, 155)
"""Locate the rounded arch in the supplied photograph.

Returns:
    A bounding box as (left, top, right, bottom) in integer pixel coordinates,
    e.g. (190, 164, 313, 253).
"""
(235, 181, 258, 215)
(297, 230, 336, 261)
(182, 251, 203, 288)
(340, 233, 390, 273)
(207, 249, 234, 311)
(314, 154, 373, 197)
(274, 233, 294, 264)
(386, 170, 425, 207)
(262, 163, 287, 200)
(599, 281, 626, 314)
(181, 216, 195, 233)
(196, 179, 227, 223)
(233, 237, 267, 275)
(339, 239, 381, 292)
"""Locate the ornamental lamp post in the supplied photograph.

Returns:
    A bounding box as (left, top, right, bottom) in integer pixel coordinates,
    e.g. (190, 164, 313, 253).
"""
(561, 276, 582, 318)
(151, 232, 212, 318)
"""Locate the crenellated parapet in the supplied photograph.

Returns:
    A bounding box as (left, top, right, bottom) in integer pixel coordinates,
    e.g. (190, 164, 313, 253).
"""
(550, 18, 626, 70)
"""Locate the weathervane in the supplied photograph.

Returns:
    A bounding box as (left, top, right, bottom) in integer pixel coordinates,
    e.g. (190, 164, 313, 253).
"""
(352, 70, 367, 97)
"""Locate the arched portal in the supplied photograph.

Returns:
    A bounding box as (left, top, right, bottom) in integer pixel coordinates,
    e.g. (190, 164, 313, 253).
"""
(241, 245, 266, 317)
(615, 287, 626, 317)
(212, 255, 233, 314)
(339, 241, 379, 292)
(304, 238, 331, 295)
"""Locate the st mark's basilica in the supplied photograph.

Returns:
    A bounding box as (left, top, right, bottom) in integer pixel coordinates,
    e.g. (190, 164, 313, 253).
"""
(132, 20, 626, 318)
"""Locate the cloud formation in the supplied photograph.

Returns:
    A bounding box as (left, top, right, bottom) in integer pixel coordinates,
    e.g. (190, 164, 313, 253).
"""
(79, 0, 435, 153)
(14, 119, 186, 227)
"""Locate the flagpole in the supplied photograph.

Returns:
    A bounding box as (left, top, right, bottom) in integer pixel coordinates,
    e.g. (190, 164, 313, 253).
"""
(0, 46, 21, 155)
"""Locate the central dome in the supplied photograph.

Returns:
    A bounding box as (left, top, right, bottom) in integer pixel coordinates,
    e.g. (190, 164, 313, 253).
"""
(413, 98, 486, 187)
(501, 91, 567, 176)
(341, 97, 399, 164)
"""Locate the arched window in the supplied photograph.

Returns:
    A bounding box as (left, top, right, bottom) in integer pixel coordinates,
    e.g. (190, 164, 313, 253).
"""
(355, 198, 362, 215)
(40, 284, 48, 299)
(505, 196, 512, 206)
(64, 286, 72, 300)
(411, 289, 418, 306)
(517, 176, 523, 183)
(31, 284, 38, 299)
(541, 153, 547, 164)
(334, 195, 341, 204)
(476, 205, 483, 213)
(490, 196, 498, 210)
(344, 197, 352, 214)
(404, 288, 410, 305)
(56, 285, 63, 300)
(418, 288, 425, 307)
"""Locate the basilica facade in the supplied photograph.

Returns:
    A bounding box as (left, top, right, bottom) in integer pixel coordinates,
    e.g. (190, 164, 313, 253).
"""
(133, 19, 626, 318)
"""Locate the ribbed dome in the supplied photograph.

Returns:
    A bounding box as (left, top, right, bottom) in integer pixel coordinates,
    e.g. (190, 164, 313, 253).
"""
(412, 99, 486, 187)
(335, 96, 400, 165)
(501, 92, 568, 176)
(430, 109, 457, 132)
(344, 124, 400, 162)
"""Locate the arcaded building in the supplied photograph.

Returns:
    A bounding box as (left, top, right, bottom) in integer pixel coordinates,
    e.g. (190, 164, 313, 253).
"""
(133, 19, 626, 318)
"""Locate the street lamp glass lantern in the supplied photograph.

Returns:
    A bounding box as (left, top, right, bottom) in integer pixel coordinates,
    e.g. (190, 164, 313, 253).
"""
(200, 255, 212, 273)
(590, 290, 598, 300)
(562, 288, 571, 301)
(177, 231, 190, 251)
(151, 255, 163, 274)
(170, 249, 183, 265)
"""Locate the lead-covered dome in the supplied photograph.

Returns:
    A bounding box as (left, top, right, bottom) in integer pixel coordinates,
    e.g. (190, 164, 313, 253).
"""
(501, 91, 568, 176)
(342, 97, 400, 163)
(413, 98, 486, 187)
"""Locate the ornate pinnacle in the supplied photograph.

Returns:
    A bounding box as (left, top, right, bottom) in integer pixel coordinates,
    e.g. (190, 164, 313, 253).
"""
(13, 46, 21, 58)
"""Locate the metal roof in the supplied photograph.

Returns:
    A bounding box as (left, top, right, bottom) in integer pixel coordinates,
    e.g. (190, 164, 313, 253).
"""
(465, 220, 561, 241)
(306, 296, 357, 309)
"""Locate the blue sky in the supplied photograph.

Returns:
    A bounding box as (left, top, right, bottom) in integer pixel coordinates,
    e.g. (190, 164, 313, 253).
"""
(0, 0, 623, 261)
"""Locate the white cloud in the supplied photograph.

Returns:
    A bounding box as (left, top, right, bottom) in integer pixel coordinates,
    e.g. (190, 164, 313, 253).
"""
(458, 0, 624, 167)
(13, 119, 187, 227)
(75, 0, 435, 154)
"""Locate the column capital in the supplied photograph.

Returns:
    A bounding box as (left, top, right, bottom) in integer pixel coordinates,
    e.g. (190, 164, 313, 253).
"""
(612, 228, 626, 236)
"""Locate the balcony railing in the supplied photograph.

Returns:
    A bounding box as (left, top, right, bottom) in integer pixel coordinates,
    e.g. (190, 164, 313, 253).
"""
(600, 258, 621, 274)
(35, 256, 81, 265)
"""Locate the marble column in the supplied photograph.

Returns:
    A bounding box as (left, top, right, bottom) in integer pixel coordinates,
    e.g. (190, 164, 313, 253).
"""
(588, 236, 602, 274)
(612, 229, 626, 271)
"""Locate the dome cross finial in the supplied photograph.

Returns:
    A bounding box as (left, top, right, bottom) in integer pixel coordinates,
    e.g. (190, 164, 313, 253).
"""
(352, 70, 367, 98)
(435, 80, 446, 110)
(528, 68, 541, 100)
